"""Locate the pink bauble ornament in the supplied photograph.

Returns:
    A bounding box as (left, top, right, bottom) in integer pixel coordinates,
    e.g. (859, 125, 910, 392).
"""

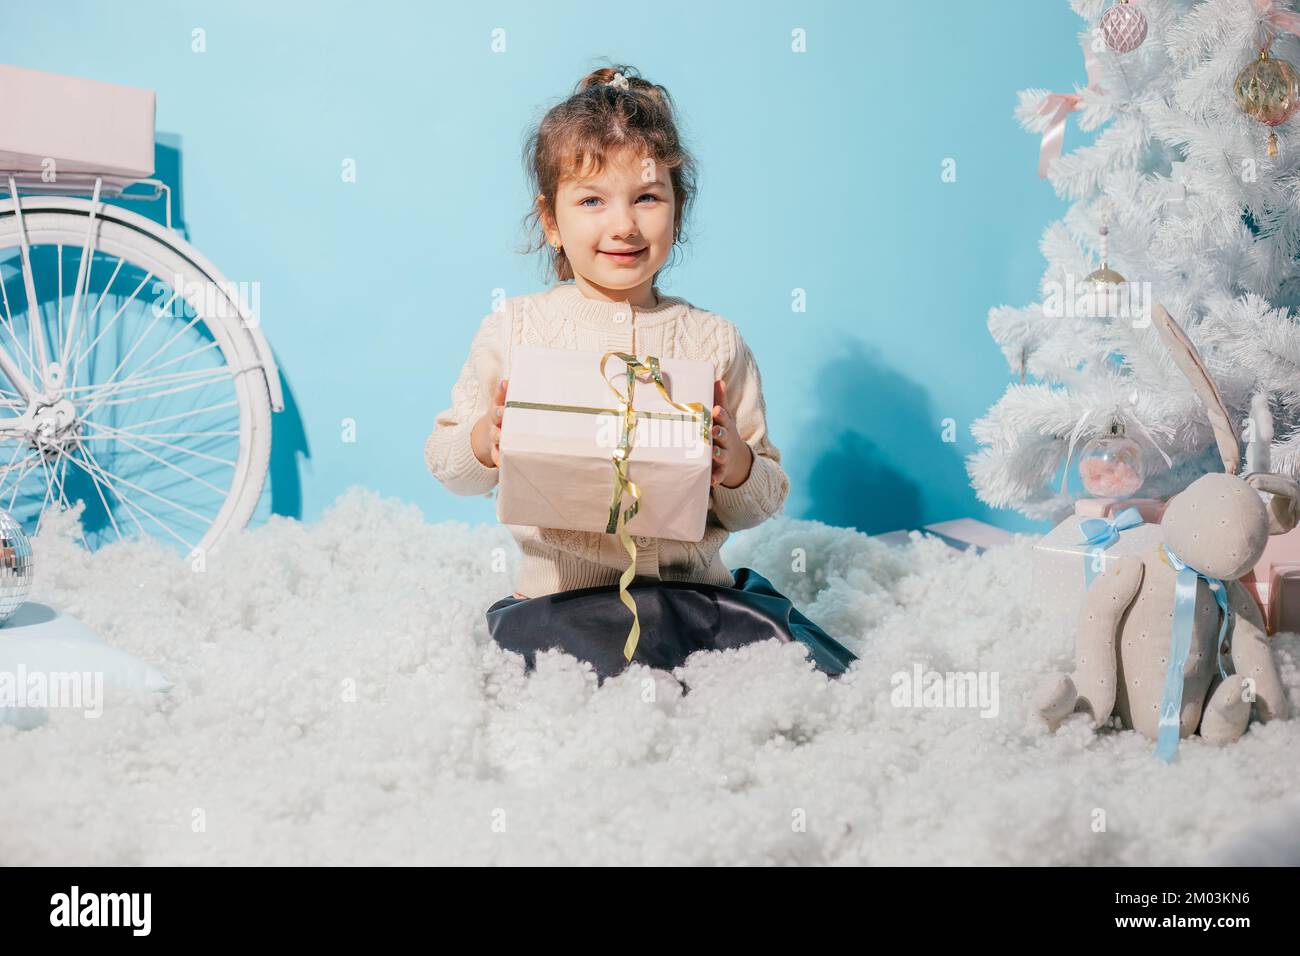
(1235, 48, 1300, 157)
(1102, 1, 1148, 54)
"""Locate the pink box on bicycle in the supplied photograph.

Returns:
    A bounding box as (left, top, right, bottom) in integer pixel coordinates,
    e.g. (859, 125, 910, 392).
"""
(496, 345, 714, 543)
(0, 65, 155, 181)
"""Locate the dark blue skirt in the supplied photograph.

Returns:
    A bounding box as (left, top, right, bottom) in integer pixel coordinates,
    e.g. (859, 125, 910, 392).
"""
(485, 567, 856, 680)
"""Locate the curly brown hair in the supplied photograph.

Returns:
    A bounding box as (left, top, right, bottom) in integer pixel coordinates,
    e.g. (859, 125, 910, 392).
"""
(520, 63, 698, 284)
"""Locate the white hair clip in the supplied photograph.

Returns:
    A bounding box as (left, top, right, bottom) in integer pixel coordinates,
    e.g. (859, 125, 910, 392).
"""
(607, 72, 630, 90)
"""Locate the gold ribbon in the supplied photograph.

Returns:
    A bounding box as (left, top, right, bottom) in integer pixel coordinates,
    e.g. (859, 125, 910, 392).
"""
(504, 351, 711, 661)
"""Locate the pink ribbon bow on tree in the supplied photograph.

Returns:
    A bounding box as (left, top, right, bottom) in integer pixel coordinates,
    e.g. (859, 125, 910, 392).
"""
(1252, 0, 1300, 49)
(1037, 35, 1104, 179)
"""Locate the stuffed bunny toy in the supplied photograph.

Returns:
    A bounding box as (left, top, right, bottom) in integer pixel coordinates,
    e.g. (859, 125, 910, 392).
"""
(1033, 304, 1294, 759)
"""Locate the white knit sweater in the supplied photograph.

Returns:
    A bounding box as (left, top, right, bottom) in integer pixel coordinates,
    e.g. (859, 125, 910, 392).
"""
(425, 282, 790, 598)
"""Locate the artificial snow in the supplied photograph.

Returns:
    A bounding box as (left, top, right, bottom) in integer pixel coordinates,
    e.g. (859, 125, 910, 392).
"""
(1, 487, 1296, 865)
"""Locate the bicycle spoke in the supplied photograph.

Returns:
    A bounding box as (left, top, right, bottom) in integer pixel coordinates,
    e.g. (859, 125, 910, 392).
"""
(72, 440, 147, 539)
(81, 428, 239, 441)
(62, 339, 224, 394)
(64, 447, 154, 544)
(63, 445, 212, 527)
(0, 256, 41, 391)
(4, 454, 39, 513)
(31, 455, 55, 537)
(77, 445, 128, 544)
(56, 243, 63, 370)
(0, 439, 24, 475)
(40, 451, 91, 550)
(66, 444, 196, 550)
(100, 307, 217, 400)
(78, 428, 231, 499)
(86, 400, 240, 433)
(79, 421, 238, 468)
(62, 184, 103, 377)
(81, 370, 233, 414)
(75, 283, 181, 405)
(70, 268, 154, 387)
(78, 364, 232, 403)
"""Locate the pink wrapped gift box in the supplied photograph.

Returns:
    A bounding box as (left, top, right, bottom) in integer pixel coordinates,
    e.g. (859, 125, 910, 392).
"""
(1073, 496, 1169, 522)
(1241, 526, 1300, 634)
(0, 65, 155, 184)
(496, 346, 714, 542)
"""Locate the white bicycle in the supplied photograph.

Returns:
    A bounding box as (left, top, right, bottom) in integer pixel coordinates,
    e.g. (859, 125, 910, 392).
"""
(0, 70, 283, 557)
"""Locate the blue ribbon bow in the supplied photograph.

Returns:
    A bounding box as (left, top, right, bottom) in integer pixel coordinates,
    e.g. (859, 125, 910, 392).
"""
(1155, 544, 1231, 764)
(1078, 506, 1144, 588)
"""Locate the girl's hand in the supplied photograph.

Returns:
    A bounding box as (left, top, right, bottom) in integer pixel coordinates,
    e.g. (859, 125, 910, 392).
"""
(710, 379, 754, 488)
(471, 379, 509, 468)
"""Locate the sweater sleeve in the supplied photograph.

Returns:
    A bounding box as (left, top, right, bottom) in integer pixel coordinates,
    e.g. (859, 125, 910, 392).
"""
(425, 311, 503, 497)
(709, 325, 791, 531)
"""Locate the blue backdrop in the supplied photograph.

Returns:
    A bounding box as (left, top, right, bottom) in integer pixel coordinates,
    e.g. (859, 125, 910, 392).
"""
(2, 0, 1088, 536)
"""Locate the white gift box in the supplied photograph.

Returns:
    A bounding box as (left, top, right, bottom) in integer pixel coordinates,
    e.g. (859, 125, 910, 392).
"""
(922, 518, 1016, 553)
(1032, 513, 1165, 622)
(0, 65, 155, 183)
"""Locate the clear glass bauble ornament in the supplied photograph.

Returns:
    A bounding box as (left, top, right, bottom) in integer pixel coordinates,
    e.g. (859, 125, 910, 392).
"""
(1235, 48, 1300, 157)
(1078, 424, 1145, 498)
(0, 508, 34, 625)
(1101, 1, 1148, 54)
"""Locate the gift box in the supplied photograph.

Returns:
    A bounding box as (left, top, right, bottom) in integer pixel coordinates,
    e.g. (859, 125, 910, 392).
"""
(496, 345, 714, 542)
(1032, 511, 1165, 622)
(1241, 526, 1300, 634)
(0, 65, 156, 185)
(921, 518, 1016, 554)
(1073, 496, 1169, 523)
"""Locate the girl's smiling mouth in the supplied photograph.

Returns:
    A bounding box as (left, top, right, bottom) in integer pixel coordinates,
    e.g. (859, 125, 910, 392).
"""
(600, 248, 646, 262)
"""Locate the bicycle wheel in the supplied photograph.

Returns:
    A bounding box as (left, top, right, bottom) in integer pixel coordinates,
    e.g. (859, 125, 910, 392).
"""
(0, 198, 273, 557)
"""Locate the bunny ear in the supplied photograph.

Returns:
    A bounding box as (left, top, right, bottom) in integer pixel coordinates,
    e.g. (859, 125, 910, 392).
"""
(1150, 303, 1240, 475)
(1247, 472, 1300, 534)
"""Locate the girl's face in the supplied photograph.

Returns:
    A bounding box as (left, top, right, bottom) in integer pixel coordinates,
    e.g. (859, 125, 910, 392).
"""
(544, 148, 675, 305)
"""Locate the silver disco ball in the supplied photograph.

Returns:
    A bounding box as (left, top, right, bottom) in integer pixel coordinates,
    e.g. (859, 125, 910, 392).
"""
(0, 509, 34, 625)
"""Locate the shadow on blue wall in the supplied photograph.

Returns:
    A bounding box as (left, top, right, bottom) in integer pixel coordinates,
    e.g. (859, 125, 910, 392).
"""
(794, 341, 975, 535)
(104, 136, 190, 237)
(268, 359, 308, 519)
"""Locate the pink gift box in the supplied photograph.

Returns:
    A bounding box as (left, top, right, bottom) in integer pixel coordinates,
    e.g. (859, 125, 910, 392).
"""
(1241, 527, 1300, 634)
(496, 346, 714, 542)
(0, 65, 155, 184)
(1073, 496, 1169, 522)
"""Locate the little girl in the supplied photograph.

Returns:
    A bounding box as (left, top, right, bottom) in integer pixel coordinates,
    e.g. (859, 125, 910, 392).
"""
(426, 65, 854, 679)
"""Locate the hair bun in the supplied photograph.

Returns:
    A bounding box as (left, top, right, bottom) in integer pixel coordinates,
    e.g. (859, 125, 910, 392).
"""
(577, 65, 642, 93)
(576, 64, 671, 111)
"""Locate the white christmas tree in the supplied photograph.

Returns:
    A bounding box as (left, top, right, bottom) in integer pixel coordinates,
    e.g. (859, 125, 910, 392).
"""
(969, 0, 1300, 520)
